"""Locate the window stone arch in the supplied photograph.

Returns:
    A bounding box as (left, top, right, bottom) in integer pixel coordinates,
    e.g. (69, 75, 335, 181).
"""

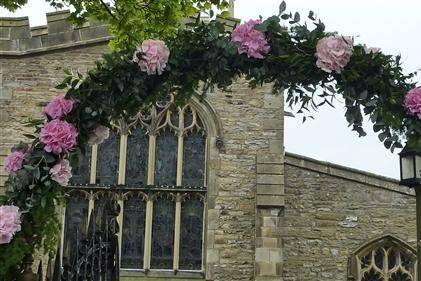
(348, 235, 417, 281)
(62, 94, 222, 278)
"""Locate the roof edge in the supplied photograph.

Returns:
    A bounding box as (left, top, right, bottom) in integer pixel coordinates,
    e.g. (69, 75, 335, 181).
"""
(285, 152, 414, 197)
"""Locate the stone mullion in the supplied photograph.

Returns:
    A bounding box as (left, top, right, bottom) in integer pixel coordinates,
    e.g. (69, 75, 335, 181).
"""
(144, 134, 156, 270)
(117, 134, 127, 267)
(143, 198, 154, 270)
(173, 196, 182, 271)
(118, 134, 128, 185)
(90, 145, 98, 184)
(176, 110, 184, 186)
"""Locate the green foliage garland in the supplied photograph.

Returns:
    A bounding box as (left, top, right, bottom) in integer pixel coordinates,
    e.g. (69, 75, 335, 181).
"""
(0, 3, 419, 280)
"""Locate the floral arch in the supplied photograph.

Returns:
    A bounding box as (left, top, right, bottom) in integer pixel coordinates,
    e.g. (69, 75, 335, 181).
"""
(0, 2, 420, 279)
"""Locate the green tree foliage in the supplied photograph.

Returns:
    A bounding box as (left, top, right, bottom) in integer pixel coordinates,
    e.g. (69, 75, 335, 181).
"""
(1, 0, 230, 51)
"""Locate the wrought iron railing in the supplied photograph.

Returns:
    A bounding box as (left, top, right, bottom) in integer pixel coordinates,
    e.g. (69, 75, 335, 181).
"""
(20, 197, 120, 281)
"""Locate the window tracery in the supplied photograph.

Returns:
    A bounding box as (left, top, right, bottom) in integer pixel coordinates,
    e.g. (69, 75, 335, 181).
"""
(63, 96, 208, 273)
(349, 236, 417, 281)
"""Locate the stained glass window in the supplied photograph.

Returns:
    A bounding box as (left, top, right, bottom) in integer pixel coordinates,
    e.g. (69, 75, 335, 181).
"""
(154, 130, 177, 186)
(126, 127, 148, 186)
(151, 195, 175, 269)
(96, 130, 119, 185)
(183, 132, 205, 186)
(64, 98, 208, 273)
(64, 192, 89, 262)
(70, 148, 91, 185)
(121, 195, 146, 269)
(179, 197, 204, 270)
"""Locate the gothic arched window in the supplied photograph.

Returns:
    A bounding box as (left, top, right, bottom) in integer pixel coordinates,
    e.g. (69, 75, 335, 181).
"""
(348, 235, 417, 281)
(63, 97, 208, 274)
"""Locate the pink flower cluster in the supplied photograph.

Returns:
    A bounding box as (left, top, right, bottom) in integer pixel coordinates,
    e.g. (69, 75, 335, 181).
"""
(231, 19, 270, 59)
(404, 87, 421, 119)
(133, 40, 170, 75)
(315, 35, 353, 73)
(0, 205, 21, 244)
(4, 150, 25, 174)
(44, 95, 75, 119)
(40, 119, 78, 154)
(88, 125, 110, 145)
(50, 159, 72, 186)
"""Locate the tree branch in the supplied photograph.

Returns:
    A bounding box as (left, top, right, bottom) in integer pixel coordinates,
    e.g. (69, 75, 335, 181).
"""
(100, 0, 116, 20)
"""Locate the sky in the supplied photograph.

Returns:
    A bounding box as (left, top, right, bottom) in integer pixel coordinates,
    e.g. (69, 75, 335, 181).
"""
(1, 0, 420, 179)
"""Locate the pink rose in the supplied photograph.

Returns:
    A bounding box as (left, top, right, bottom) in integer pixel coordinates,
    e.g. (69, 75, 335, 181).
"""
(363, 45, 381, 54)
(315, 35, 353, 73)
(4, 150, 25, 174)
(40, 119, 78, 154)
(231, 19, 270, 59)
(404, 87, 421, 119)
(44, 95, 74, 119)
(133, 40, 170, 75)
(0, 205, 21, 244)
(50, 159, 72, 186)
(88, 125, 110, 145)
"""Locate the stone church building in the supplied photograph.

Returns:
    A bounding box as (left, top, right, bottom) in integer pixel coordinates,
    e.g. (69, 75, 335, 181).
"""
(0, 10, 417, 281)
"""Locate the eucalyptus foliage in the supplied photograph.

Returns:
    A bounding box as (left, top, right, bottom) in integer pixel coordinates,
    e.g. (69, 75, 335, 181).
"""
(0, 2, 420, 279)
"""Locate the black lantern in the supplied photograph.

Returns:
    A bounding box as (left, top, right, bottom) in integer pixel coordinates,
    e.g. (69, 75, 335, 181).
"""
(399, 144, 421, 188)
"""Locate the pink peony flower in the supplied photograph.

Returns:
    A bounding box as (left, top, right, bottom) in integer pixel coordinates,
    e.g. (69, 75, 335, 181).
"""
(363, 45, 381, 54)
(315, 35, 353, 73)
(50, 159, 72, 186)
(0, 205, 21, 244)
(231, 19, 270, 59)
(40, 119, 78, 154)
(44, 95, 75, 119)
(88, 125, 110, 145)
(133, 40, 170, 75)
(404, 87, 421, 119)
(4, 150, 25, 174)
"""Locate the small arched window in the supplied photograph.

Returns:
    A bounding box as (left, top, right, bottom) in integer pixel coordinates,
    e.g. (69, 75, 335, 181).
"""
(348, 235, 417, 281)
(63, 96, 208, 274)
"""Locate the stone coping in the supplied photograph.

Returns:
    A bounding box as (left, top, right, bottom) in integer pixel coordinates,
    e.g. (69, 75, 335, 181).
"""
(285, 152, 414, 197)
(0, 11, 240, 56)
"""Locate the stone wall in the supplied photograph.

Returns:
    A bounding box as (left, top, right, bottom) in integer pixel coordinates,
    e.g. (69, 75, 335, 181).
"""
(0, 12, 285, 281)
(282, 153, 417, 281)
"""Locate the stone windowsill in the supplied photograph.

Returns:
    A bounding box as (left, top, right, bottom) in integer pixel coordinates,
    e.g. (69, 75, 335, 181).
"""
(120, 269, 205, 280)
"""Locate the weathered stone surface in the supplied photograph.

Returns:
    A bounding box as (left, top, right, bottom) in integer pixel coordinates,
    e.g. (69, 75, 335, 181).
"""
(0, 12, 417, 281)
(282, 156, 416, 281)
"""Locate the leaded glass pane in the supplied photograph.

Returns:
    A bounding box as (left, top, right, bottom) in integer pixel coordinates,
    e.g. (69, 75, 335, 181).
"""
(64, 193, 89, 262)
(126, 128, 148, 186)
(151, 196, 175, 269)
(184, 108, 194, 128)
(121, 195, 146, 269)
(179, 197, 204, 270)
(96, 130, 119, 185)
(154, 130, 177, 186)
(182, 132, 205, 186)
(93, 194, 110, 228)
(70, 147, 91, 185)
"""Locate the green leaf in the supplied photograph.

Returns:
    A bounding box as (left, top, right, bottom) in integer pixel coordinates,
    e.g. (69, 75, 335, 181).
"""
(294, 12, 300, 22)
(308, 11, 315, 20)
(278, 1, 286, 15)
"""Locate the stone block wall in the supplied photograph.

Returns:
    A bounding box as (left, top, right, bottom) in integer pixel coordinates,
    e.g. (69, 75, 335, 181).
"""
(282, 153, 417, 281)
(0, 12, 285, 281)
